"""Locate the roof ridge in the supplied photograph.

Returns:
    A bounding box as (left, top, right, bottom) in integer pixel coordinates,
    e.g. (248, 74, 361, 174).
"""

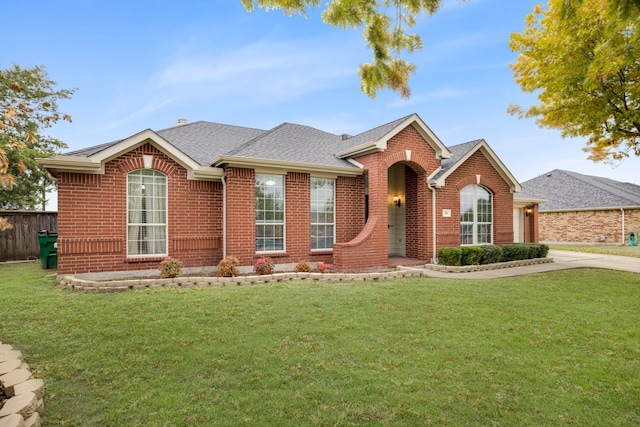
(226, 123, 284, 156)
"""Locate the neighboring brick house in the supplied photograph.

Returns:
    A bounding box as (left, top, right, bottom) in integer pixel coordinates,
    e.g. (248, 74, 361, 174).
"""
(39, 113, 530, 275)
(520, 169, 640, 244)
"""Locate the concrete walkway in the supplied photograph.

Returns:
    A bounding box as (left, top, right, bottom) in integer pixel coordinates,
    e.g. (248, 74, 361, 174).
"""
(423, 250, 640, 279)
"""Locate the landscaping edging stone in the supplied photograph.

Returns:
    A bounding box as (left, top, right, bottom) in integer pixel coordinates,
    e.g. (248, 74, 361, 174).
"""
(426, 257, 554, 273)
(56, 257, 554, 292)
(0, 343, 44, 427)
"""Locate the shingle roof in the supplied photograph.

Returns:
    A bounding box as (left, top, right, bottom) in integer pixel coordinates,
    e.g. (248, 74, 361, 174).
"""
(225, 122, 354, 168)
(59, 115, 499, 175)
(63, 121, 266, 166)
(521, 169, 640, 211)
(339, 114, 413, 149)
(431, 139, 482, 180)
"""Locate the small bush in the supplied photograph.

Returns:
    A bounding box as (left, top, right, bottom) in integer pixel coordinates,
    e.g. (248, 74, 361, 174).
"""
(538, 244, 549, 258)
(317, 261, 331, 273)
(254, 257, 274, 275)
(501, 244, 526, 261)
(217, 255, 240, 277)
(438, 247, 462, 266)
(295, 261, 313, 273)
(502, 244, 549, 261)
(480, 245, 502, 265)
(159, 257, 183, 278)
(460, 246, 482, 265)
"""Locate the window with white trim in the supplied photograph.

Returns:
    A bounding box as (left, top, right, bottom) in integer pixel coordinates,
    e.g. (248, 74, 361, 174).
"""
(256, 174, 285, 252)
(311, 177, 335, 250)
(460, 184, 493, 245)
(127, 169, 167, 257)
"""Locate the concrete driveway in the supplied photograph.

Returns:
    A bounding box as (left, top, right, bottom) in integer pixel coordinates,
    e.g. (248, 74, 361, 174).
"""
(424, 249, 640, 279)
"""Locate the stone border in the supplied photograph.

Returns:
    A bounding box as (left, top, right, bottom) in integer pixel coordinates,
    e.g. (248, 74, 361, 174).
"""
(56, 257, 554, 292)
(58, 269, 430, 292)
(426, 257, 554, 273)
(0, 342, 44, 427)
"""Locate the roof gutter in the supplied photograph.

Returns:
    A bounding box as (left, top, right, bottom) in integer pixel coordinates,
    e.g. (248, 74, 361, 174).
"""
(36, 156, 103, 176)
(540, 205, 640, 213)
(212, 155, 363, 176)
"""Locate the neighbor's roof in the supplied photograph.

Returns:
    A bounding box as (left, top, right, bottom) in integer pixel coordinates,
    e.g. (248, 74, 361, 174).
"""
(521, 169, 640, 211)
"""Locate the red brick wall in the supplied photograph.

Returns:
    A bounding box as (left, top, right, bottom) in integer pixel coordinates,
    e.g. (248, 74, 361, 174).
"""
(335, 175, 366, 244)
(433, 149, 514, 250)
(225, 168, 363, 268)
(334, 125, 443, 270)
(57, 143, 222, 274)
(539, 208, 640, 243)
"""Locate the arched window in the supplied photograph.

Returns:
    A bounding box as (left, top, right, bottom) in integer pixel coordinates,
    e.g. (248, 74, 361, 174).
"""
(127, 169, 167, 257)
(460, 185, 492, 245)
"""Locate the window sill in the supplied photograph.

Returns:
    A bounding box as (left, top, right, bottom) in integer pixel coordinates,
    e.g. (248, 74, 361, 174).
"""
(126, 256, 165, 263)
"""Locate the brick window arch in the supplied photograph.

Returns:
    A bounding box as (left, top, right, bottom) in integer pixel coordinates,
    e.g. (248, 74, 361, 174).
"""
(127, 169, 167, 257)
(460, 184, 493, 245)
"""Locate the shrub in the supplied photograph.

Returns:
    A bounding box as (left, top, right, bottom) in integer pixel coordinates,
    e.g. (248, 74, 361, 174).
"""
(538, 244, 549, 258)
(438, 247, 462, 266)
(316, 261, 331, 273)
(479, 245, 502, 265)
(501, 244, 527, 262)
(501, 244, 549, 261)
(254, 257, 274, 275)
(460, 246, 482, 265)
(159, 257, 183, 279)
(295, 261, 313, 273)
(217, 255, 240, 277)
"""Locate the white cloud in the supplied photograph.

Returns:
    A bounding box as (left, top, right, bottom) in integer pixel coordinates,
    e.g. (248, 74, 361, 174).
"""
(389, 88, 468, 108)
(152, 38, 357, 104)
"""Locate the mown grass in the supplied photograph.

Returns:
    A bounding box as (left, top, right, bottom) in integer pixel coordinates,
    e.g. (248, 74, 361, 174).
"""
(1, 262, 639, 426)
(549, 243, 640, 258)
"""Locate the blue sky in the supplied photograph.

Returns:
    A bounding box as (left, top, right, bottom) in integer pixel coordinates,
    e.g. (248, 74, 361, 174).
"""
(5, 0, 639, 210)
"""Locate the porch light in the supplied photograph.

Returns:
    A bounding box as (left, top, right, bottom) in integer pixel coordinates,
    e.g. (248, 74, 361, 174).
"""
(393, 195, 402, 207)
(525, 207, 533, 216)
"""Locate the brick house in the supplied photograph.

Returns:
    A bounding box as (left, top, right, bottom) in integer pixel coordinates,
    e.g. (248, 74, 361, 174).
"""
(520, 169, 640, 244)
(39, 113, 533, 275)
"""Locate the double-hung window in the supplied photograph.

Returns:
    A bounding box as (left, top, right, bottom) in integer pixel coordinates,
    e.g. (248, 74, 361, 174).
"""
(256, 174, 285, 252)
(311, 177, 335, 251)
(127, 169, 167, 257)
(460, 184, 493, 245)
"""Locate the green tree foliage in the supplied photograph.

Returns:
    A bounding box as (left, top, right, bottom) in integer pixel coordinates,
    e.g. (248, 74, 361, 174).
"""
(509, 0, 640, 162)
(0, 65, 74, 212)
(241, 0, 465, 99)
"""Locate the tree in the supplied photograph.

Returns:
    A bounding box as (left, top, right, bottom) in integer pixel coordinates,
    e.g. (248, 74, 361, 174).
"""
(241, 0, 466, 99)
(0, 65, 74, 216)
(509, 0, 640, 162)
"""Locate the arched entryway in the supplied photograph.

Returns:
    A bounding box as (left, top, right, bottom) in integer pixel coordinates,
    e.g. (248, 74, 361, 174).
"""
(387, 162, 429, 266)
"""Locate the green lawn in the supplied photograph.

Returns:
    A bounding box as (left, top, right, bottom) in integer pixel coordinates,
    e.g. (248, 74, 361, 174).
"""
(1, 262, 639, 426)
(549, 243, 640, 258)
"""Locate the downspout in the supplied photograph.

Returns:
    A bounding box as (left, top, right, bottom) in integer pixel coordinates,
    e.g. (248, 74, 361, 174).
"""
(427, 180, 437, 264)
(621, 208, 625, 246)
(222, 172, 227, 258)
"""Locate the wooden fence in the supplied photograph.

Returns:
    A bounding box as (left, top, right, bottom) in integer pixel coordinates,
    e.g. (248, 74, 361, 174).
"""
(0, 211, 58, 262)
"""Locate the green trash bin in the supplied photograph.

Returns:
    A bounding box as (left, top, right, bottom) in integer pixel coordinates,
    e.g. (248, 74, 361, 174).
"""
(37, 230, 58, 269)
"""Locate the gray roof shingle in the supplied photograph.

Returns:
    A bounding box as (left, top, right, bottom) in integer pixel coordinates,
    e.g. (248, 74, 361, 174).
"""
(521, 169, 640, 210)
(225, 122, 354, 168)
(431, 139, 482, 180)
(60, 115, 497, 175)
